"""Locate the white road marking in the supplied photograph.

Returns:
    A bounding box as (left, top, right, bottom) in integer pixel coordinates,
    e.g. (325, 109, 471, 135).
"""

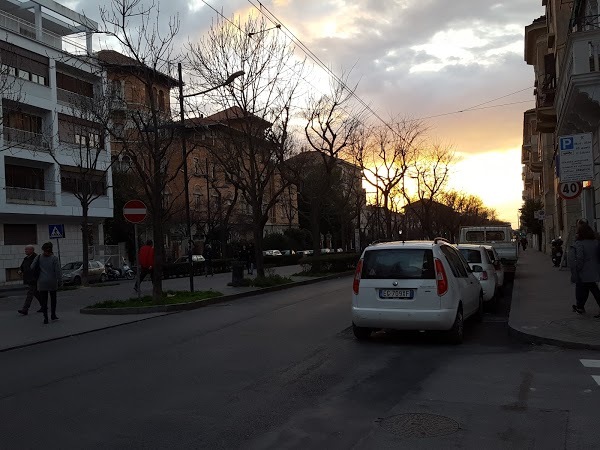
(580, 359, 600, 368)
(592, 376, 600, 386)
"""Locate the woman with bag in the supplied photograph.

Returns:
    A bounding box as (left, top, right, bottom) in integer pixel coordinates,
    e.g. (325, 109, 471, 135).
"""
(569, 220, 600, 317)
(32, 241, 62, 324)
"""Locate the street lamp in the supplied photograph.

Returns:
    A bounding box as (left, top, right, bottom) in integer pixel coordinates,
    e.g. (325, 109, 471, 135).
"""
(178, 64, 244, 292)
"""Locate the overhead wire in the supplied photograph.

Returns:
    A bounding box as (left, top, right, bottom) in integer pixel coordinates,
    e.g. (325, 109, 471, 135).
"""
(201, 1, 534, 132)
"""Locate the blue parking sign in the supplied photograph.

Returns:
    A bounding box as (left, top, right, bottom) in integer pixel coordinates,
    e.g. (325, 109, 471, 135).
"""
(559, 136, 574, 151)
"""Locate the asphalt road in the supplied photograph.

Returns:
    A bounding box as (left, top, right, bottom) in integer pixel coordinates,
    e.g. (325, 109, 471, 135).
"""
(1, 277, 600, 449)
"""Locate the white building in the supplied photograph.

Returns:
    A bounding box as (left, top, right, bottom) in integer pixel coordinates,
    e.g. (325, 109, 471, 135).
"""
(0, 0, 112, 284)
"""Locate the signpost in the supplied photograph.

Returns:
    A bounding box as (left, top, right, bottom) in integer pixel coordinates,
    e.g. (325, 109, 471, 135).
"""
(558, 181, 583, 200)
(48, 224, 65, 267)
(123, 200, 147, 298)
(558, 133, 593, 182)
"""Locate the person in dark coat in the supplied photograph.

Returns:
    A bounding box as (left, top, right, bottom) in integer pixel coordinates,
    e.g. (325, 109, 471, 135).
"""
(31, 242, 62, 324)
(204, 244, 213, 276)
(17, 245, 42, 315)
(569, 220, 600, 317)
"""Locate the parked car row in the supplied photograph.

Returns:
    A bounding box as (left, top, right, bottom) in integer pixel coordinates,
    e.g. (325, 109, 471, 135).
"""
(351, 238, 506, 344)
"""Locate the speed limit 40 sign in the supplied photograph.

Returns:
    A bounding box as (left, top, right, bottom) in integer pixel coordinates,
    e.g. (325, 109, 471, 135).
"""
(558, 181, 583, 200)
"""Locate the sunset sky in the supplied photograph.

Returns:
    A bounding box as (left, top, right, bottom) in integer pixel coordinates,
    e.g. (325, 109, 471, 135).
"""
(73, 0, 545, 228)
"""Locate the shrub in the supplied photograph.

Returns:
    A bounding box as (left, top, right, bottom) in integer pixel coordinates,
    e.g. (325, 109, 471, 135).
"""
(300, 253, 360, 274)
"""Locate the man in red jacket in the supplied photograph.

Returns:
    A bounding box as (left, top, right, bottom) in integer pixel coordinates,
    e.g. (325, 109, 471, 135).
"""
(134, 240, 154, 292)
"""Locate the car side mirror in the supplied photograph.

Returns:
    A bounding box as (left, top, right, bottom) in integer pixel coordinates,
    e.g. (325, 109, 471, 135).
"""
(472, 265, 483, 273)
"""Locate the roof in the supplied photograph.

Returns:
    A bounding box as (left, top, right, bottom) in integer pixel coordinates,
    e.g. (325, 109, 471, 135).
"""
(365, 240, 439, 250)
(204, 106, 271, 127)
(95, 50, 179, 87)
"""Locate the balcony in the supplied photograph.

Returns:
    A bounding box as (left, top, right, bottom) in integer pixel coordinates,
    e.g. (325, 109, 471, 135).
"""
(0, 9, 62, 50)
(3, 127, 51, 152)
(556, 29, 600, 135)
(57, 89, 94, 108)
(5, 187, 55, 205)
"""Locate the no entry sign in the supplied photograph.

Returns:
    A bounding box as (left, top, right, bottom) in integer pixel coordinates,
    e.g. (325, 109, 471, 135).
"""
(123, 199, 147, 223)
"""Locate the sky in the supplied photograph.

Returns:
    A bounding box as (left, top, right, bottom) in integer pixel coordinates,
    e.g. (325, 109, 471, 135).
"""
(66, 0, 545, 228)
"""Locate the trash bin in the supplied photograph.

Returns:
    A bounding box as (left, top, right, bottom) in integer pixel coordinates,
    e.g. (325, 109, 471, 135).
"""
(231, 260, 245, 287)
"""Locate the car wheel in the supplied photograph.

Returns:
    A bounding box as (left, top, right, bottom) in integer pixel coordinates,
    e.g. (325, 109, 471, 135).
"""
(73, 276, 81, 286)
(475, 293, 484, 323)
(100, 273, 107, 283)
(447, 307, 464, 345)
(352, 323, 372, 341)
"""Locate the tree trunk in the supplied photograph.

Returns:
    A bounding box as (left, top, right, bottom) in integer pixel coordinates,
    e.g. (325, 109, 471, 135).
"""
(254, 225, 265, 278)
(310, 199, 321, 256)
(81, 202, 90, 286)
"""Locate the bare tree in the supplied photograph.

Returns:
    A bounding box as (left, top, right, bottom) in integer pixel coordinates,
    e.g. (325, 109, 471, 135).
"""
(48, 87, 120, 285)
(95, 0, 185, 299)
(186, 15, 305, 277)
(352, 117, 426, 240)
(302, 72, 364, 255)
(401, 142, 456, 239)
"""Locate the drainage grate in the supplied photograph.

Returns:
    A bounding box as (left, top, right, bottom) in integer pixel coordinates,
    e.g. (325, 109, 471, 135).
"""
(378, 413, 459, 438)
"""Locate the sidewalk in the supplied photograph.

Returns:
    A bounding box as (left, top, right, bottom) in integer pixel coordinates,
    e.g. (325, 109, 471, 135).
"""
(0, 265, 339, 352)
(509, 248, 600, 350)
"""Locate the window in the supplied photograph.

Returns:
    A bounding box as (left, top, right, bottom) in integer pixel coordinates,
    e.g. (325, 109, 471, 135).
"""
(5, 165, 44, 190)
(56, 72, 93, 97)
(4, 224, 37, 245)
(486, 231, 505, 241)
(441, 246, 467, 278)
(5, 267, 21, 282)
(61, 167, 107, 196)
(459, 249, 482, 264)
(3, 110, 42, 133)
(361, 249, 435, 280)
(465, 231, 484, 242)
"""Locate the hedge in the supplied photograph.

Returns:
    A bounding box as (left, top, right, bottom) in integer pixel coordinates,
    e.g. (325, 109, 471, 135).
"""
(300, 253, 360, 274)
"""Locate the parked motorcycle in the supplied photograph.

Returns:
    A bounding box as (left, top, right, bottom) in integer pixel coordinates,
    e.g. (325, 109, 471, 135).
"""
(551, 237, 563, 267)
(105, 261, 122, 280)
(121, 259, 135, 280)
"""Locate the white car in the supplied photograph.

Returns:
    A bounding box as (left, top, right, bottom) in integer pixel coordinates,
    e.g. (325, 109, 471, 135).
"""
(263, 249, 283, 256)
(483, 245, 504, 292)
(457, 244, 499, 303)
(352, 239, 483, 344)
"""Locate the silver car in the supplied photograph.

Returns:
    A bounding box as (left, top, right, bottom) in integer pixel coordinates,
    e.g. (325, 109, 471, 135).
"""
(62, 260, 107, 285)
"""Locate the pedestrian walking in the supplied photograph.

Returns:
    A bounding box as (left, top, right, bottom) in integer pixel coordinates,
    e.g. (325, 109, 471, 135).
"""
(17, 245, 42, 316)
(248, 243, 255, 275)
(568, 220, 600, 317)
(134, 240, 154, 292)
(32, 242, 62, 324)
(204, 244, 214, 276)
(520, 236, 528, 250)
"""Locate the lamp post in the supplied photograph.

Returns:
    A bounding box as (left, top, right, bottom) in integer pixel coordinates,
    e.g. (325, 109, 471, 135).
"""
(178, 64, 244, 292)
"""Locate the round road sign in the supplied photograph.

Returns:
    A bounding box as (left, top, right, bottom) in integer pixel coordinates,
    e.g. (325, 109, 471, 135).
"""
(123, 199, 147, 223)
(558, 181, 583, 200)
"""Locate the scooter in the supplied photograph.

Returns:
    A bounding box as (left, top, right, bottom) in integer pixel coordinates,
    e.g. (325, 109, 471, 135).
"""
(551, 237, 563, 267)
(104, 261, 122, 280)
(121, 259, 135, 280)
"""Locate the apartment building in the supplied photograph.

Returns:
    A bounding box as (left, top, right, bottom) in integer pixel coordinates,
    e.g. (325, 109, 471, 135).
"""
(0, 0, 112, 284)
(523, 0, 600, 252)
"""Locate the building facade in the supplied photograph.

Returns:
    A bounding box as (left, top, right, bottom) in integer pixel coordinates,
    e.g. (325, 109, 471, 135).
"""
(0, 0, 112, 284)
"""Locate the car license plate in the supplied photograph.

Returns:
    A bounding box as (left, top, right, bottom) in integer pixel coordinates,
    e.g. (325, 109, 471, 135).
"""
(379, 289, 413, 299)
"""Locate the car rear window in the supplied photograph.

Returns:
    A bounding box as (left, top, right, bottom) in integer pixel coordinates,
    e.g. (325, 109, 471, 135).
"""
(459, 249, 482, 264)
(362, 249, 435, 279)
(486, 231, 505, 241)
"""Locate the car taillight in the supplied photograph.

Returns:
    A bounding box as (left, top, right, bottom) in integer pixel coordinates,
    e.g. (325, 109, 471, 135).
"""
(353, 259, 363, 295)
(480, 270, 488, 280)
(434, 258, 448, 296)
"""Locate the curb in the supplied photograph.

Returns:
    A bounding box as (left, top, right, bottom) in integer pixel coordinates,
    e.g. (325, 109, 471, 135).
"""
(81, 271, 354, 315)
(507, 321, 600, 351)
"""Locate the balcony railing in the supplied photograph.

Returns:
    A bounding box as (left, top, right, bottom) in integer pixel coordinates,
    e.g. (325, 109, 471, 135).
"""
(556, 29, 600, 118)
(5, 187, 55, 205)
(0, 9, 62, 50)
(57, 88, 96, 108)
(2, 127, 51, 152)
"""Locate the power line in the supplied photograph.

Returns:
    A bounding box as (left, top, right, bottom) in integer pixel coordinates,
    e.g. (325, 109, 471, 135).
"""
(415, 99, 534, 120)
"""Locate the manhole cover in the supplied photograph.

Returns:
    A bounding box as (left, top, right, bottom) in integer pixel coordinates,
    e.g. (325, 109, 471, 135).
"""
(379, 413, 459, 438)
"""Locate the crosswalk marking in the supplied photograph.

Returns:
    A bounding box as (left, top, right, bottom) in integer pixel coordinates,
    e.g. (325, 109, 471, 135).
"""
(580, 359, 600, 368)
(593, 376, 600, 386)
